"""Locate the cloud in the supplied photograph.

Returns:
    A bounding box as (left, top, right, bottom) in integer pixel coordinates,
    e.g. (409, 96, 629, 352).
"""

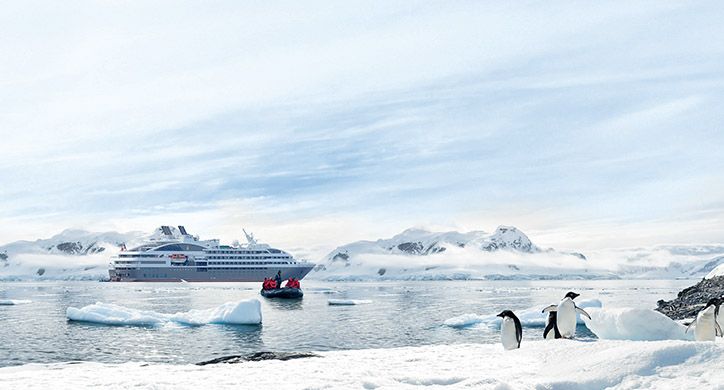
(1, 1, 723, 253)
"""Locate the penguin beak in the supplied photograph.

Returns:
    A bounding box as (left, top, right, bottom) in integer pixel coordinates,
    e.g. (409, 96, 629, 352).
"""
(496, 312, 505, 317)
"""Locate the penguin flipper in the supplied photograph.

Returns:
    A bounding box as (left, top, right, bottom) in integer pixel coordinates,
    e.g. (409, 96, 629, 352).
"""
(716, 321, 723, 337)
(575, 307, 592, 320)
(510, 314, 523, 348)
(542, 305, 557, 313)
(543, 321, 554, 339)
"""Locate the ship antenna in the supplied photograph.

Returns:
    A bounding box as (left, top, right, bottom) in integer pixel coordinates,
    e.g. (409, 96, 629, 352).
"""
(242, 229, 257, 246)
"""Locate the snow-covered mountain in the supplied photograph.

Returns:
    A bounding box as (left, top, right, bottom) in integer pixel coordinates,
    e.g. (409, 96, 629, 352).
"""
(0, 229, 144, 280)
(314, 226, 598, 280)
(2, 225, 723, 281)
(324, 226, 579, 265)
(313, 226, 724, 281)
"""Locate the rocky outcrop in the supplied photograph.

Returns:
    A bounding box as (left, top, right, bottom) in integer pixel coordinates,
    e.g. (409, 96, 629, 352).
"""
(53, 242, 106, 255)
(656, 276, 724, 320)
(196, 352, 319, 366)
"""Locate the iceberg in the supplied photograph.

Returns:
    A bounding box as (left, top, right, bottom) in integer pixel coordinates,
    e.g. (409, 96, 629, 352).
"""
(66, 300, 262, 326)
(66, 302, 172, 326)
(583, 307, 693, 341)
(169, 300, 262, 326)
(443, 313, 485, 328)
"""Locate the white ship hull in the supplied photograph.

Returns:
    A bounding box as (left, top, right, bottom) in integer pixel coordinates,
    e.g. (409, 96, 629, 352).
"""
(109, 264, 314, 282)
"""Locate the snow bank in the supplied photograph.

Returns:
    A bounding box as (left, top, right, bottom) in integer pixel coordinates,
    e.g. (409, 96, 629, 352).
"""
(583, 307, 693, 341)
(66, 300, 262, 326)
(327, 299, 372, 305)
(0, 299, 32, 305)
(445, 298, 603, 328)
(705, 263, 724, 279)
(2, 340, 723, 389)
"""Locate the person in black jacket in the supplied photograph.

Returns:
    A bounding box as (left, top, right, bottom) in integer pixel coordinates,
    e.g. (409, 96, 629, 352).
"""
(274, 270, 283, 289)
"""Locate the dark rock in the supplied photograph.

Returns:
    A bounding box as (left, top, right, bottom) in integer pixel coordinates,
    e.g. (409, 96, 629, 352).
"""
(568, 252, 587, 260)
(196, 351, 319, 366)
(397, 242, 424, 254)
(396, 241, 446, 255)
(36, 268, 45, 276)
(331, 252, 349, 262)
(54, 241, 106, 255)
(656, 276, 724, 320)
(377, 268, 386, 276)
(56, 242, 84, 254)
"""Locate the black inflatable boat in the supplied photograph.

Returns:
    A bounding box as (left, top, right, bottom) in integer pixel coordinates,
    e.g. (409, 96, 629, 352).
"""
(260, 288, 303, 299)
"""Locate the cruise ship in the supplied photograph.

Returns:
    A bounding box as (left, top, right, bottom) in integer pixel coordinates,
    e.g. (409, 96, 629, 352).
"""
(109, 226, 314, 282)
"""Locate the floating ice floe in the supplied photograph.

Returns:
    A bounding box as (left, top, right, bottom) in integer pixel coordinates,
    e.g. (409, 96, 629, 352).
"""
(2, 340, 723, 388)
(327, 299, 372, 305)
(169, 300, 262, 326)
(66, 300, 262, 326)
(443, 313, 485, 328)
(583, 307, 693, 341)
(444, 298, 603, 328)
(0, 299, 32, 305)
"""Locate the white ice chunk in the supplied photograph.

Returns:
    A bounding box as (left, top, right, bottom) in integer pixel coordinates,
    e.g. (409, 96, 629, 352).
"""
(66, 302, 168, 326)
(169, 300, 262, 325)
(66, 299, 262, 326)
(583, 307, 693, 341)
(328, 299, 372, 305)
(443, 313, 485, 328)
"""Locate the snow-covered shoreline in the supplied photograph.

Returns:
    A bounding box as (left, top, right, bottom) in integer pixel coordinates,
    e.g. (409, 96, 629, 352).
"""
(2, 340, 722, 389)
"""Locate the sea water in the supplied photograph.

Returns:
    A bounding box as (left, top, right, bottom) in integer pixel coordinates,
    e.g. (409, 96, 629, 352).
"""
(0, 279, 692, 367)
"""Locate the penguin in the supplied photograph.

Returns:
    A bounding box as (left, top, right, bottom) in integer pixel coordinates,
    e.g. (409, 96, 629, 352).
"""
(496, 310, 522, 350)
(685, 298, 723, 341)
(541, 291, 591, 339)
(543, 311, 562, 339)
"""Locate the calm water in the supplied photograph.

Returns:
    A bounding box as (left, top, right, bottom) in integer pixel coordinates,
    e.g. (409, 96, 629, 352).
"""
(0, 279, 692, 367)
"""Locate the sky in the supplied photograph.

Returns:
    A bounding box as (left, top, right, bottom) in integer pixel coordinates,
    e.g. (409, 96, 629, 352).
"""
(1, 1, 724, 258)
